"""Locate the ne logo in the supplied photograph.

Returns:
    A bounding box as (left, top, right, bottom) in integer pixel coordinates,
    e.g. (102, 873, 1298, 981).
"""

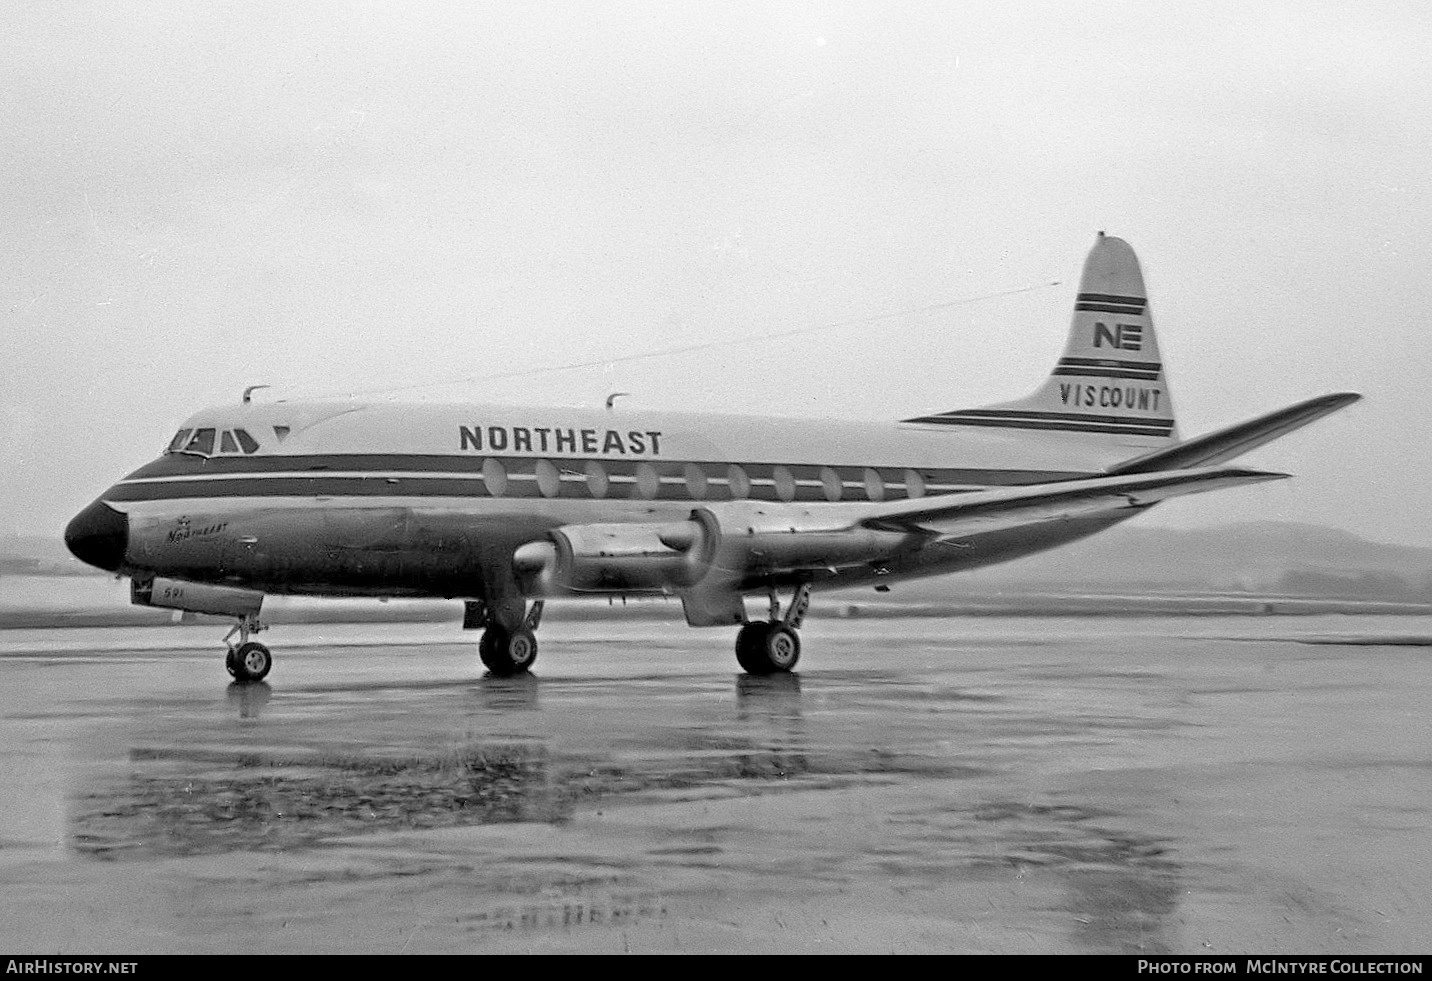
(1093, 322, 1144, 351)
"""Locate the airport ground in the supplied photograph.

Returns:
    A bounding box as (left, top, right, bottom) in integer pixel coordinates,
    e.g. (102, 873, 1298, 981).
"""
(0, 614, 1428, 954)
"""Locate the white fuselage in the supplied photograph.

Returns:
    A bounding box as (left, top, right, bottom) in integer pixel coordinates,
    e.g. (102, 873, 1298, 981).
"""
(87, 398, 1154, 602)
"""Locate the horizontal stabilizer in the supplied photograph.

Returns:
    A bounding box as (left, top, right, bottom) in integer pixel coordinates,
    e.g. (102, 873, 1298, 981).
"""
(861, 466, 1286, 540)
(1106, 392, 1361, 475)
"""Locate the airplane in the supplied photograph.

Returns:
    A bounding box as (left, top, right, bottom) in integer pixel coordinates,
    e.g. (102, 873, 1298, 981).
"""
(64, 234, 1359, 682)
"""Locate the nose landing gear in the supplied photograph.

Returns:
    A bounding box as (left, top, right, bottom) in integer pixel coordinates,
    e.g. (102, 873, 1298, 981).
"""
(223, 614, 271, 682)
(735, 583, 810, 675)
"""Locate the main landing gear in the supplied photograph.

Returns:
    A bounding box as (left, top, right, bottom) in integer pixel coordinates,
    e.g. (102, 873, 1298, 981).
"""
(735, 583, 811, 675)
(223, 613, 271, 683)
(478, 600, 544, 676)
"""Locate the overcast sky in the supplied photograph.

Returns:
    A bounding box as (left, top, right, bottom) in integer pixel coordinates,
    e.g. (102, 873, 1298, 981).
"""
(4, 1, 1429, 545)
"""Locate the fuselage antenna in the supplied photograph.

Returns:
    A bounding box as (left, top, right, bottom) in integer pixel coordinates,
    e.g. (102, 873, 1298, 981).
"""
(243, 385, 271, 405)
(605, 392, 631, 411)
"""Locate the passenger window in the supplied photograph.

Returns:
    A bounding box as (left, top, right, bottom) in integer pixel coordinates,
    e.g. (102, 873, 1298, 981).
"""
(167, 429, 193, 454)
(684, 463, 708, 500)
(234, 429, 260, 454)
(482, 458, 508, 497)
(863, 468, 885, 502)
(820, 466, 843, 502)
(635, 463, 660, 500)
(726, 464, 750, 500)
(584, 461, 609, 499)
(772, 465, 796, 502)
(184, 429, 215, 455)
(903, 468, 926, 499)
(220, 431, 239, 454)
(535, 459, 560, 498)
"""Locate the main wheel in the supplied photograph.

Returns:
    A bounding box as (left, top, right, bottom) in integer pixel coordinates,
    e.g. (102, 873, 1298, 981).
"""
(232, 641, 272, 682)
(735, 621, 771, 673)
(480, 626, 538, 676)
(736, 622, 799, 674)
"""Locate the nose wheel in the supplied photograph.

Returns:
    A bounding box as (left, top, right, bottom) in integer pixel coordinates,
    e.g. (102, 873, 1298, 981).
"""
(223, 614, 271, 682)
(227, 641, 272, 682)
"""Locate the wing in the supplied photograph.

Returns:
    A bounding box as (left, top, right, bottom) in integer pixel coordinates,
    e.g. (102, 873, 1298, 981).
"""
(859, 465, 1287, 539)
(1106, 392, 1360, 475)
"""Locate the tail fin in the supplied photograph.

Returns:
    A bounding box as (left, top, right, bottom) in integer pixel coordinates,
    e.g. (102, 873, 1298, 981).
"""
(904, 233, 1178, 448)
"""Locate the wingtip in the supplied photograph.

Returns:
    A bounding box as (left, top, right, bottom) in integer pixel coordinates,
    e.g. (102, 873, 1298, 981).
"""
(1204, 465, 1292, 483)
(1241, 468, 1292, 482)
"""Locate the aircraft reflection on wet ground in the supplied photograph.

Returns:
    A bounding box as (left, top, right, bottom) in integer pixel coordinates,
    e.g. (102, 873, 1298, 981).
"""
(75, 673, 828, 858)
(61, 655, 1185, 953)
(6, 616, 1428, 953)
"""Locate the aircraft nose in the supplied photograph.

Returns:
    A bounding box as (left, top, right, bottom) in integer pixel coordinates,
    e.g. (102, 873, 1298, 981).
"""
(64, 501, 129, 572)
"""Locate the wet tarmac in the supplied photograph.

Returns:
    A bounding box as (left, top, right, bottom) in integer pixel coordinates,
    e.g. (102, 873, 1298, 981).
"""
(0, 615, 1428, 954)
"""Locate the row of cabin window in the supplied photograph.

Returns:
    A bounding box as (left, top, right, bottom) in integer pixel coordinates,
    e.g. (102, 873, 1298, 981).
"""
(478, 459, 927, 502)
(167, 428, 259, 456)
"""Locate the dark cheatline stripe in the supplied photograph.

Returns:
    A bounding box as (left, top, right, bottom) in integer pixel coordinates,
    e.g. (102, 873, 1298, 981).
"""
(1052, 367, 1160, 380)
(123, 453, 1092, 484)
(124, 453, 496, 480)
(105, 459, 1097, 504)
(1077, 292, 1146, 306)
(903, 416, 1172, 436)
(109, 476, 489, 502)
(1058, 357, 1162, 372)
(927, 408, 1173, 427)
(1074, 302, 1145, 314)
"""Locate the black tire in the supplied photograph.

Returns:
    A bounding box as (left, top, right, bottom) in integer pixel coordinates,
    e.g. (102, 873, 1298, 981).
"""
(224, 649, 238, 678)
(734, 621, 766, 672)
(480, 626, 538, 676)
(232, 641, 272, 682)
(736, 621, 798, 674)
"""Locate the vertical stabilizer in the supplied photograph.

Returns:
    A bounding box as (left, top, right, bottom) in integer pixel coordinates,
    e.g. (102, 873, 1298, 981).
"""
(904, 233, 1179, 448)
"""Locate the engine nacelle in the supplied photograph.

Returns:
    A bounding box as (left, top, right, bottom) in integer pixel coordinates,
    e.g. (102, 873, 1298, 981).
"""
(514, 504, 919, 598)
(694, 504, 915, 575)
(131, 576, 264, 618)
(514, 512, 718, 594)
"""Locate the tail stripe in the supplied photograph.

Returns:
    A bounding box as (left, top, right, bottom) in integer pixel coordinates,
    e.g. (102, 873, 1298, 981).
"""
(1075, 291, 1147, 315)
(1075, 302, 1144, 314)
(1052, 367, 1159, 381)
(1059, 357, 1162, 371)
(905, 415, 1173, 436)
(920, 407, 1174, 426)
(1076, 292, 1146, 305)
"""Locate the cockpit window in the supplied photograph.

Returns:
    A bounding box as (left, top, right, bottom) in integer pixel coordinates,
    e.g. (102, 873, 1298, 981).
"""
(183, 428, 216, 456)
(166, 426, 258, 457)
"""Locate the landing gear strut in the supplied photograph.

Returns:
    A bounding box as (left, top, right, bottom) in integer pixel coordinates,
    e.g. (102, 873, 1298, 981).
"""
(477, 600, 543, 676)
(222, 613, 271, 683)
(735, 583, 810, 675)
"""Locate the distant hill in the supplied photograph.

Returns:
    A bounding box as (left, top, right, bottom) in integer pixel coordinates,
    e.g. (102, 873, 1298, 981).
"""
(836, 521, 1432, 603)
(0, 534, 97, 577)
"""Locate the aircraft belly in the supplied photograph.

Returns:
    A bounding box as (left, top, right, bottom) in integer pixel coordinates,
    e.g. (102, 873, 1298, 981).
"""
(121, 498, 580, 598)
(113, 491, 1139, 600)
